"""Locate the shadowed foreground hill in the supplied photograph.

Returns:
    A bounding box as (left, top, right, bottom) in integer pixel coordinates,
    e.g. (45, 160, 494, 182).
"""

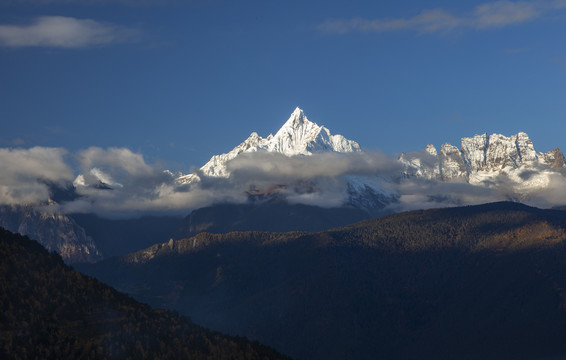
(0, 227, 291, 360)
(79, 202, 566, 360)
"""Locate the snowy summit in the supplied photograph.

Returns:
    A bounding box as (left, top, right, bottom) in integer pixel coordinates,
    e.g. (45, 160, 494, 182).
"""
(177, 107, 361, 183)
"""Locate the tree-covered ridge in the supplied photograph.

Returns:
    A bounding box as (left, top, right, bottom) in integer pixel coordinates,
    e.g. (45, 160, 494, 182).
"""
(126, 201, 566, 262)
(123, 230, 308, 264)
(0, 227, 292, 360)
(328, 201, 566, 251)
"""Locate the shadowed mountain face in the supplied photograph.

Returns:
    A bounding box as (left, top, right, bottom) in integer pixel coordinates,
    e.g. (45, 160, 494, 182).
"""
(174, 199, 371, 239)
(0, 227, 291, 360)
(0, 205, 102, 263)
(78, 202, 566, 360)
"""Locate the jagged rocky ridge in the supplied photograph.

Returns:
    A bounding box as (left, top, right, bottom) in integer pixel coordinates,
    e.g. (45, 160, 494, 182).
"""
(400, 132, 564, 181)
(399, 132, 566, 203)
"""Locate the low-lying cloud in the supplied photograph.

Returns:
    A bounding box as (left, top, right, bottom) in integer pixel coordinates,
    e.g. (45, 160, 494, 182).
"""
(317, 0, 566, 35)
(0, 16, 140, 48)
(227, 151, 402, 182)
(1, 145, 566, 217)
(390, 179, 509, 212)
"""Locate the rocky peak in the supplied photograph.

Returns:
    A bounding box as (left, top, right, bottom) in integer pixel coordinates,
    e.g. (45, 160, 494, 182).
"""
(439, 143, 466, 180)
(540, 148, 565, 169)
(460, 132, 538, 173)
(286, 107, 307, 127)
(424, 144, 438, 156)
(266, 108, 325, 155)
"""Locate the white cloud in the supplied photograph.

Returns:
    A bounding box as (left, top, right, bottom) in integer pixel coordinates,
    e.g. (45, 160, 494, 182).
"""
(226, 151, 401, 182)
(0, 147, 73, 205)
(317, 0, 566, 34)
(77, 147, 153, 176)
(0, 16, 140, 48)
(389, 179, 509, 212)
(2, 144, 566, 217)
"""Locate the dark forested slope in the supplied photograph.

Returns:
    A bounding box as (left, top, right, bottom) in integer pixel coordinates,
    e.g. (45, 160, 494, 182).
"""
(79, 202, 566, 360)
(0, 227, 291, 360)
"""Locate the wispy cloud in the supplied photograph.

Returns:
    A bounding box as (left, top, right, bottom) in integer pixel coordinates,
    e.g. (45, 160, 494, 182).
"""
(317, 0, 566, 35)
(0, 16, 140, 48)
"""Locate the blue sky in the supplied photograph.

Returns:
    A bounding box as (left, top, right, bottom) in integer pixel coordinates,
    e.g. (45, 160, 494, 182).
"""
(1, 0, 566, 172)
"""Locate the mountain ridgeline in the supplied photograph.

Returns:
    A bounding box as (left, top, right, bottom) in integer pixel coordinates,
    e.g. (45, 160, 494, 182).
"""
(0, 227, 291, 360)
(78, 202, 566, 360)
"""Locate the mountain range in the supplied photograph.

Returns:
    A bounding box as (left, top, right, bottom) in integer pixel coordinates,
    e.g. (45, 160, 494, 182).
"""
(2, 107, 566, 263)
(176, 107, 566, 210)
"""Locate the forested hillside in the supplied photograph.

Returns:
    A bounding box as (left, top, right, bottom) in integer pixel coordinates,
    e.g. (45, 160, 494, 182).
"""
(0, 227, 291, 360)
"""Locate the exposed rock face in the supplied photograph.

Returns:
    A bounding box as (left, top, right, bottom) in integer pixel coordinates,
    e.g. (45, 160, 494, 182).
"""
(400, 132, 566, 185)
(439, 143, 467, 181)
(461, 132, 537, 173)
(541, 148, 565, 169)
(0, 205, 101, 263)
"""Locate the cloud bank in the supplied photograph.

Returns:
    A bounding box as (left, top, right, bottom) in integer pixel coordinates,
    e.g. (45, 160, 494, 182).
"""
(1, 145, 566, 217)
(317, 0, 566, 34)
(0, 16, 140, 48)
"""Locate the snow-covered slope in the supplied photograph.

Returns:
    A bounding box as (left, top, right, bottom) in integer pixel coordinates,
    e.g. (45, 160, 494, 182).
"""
(265, 107, 361, 155)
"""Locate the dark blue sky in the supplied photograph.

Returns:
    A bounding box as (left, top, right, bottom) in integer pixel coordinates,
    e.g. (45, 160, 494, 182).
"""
(2, 0, 566, 172)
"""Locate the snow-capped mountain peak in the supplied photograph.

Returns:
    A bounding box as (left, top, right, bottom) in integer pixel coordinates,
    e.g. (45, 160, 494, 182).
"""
(285, 107, 307, 128)
(265, 107, 360, 156)
(177, 107, 361, 183)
